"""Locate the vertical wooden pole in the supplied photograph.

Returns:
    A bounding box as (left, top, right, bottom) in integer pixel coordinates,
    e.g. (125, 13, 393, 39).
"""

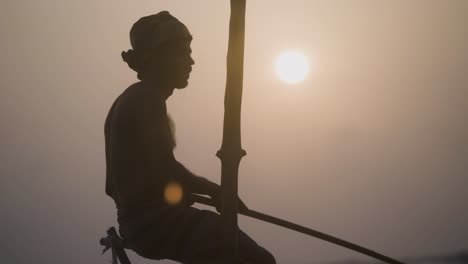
(217, 0, 247, 263)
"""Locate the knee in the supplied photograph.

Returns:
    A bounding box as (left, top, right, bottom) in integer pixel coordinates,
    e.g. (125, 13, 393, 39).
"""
(244, 252, 276, 264)
(262, 250, 276, 264)
(249, 248, 276, 264)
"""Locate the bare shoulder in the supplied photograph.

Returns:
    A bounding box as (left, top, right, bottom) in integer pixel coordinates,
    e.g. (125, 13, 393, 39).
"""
(117, 82, 165, 117)
(118, 82, 145, 106)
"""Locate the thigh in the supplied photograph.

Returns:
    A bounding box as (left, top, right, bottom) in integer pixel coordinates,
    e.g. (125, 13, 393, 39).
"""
(120, 205, 205, 260)
(177, 209, 276, 264)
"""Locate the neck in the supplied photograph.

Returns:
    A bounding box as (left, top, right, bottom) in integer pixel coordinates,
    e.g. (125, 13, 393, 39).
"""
(141, 79, 175, 101)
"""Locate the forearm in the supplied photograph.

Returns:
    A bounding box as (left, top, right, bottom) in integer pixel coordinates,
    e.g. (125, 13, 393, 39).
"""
(173, 162, 219, 196)
(188, 174, 219, 196)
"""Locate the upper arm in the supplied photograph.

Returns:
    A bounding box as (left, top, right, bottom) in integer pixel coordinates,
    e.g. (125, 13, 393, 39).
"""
(131, 94, 176, 167)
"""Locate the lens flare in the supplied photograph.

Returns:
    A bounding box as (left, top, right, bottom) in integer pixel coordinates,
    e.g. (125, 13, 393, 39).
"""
(164, 181, 183, 205)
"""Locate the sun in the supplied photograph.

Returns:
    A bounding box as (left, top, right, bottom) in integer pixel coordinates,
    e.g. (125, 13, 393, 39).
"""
(275, 51, 310, 84)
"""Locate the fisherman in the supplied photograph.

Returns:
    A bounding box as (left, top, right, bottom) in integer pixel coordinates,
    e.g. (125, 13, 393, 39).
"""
(104, 11, 276, 264)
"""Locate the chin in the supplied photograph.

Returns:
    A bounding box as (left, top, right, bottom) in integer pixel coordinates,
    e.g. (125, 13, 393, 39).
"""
(175, 79, 189, 89)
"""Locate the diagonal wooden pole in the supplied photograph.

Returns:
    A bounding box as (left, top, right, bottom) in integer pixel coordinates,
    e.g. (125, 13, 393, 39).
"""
(192, 194, 405, 264)
(216, 0, 247, 263)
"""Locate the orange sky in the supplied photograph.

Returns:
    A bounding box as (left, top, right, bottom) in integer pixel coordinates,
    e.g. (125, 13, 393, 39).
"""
(1, 1, 467, 263)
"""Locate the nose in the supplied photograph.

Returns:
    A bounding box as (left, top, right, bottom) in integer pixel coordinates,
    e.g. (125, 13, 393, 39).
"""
(188, 56, 195, 66)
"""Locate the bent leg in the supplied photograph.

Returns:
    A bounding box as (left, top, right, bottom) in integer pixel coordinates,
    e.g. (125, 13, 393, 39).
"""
(177, 209, 276, 264)
(238, 230, 276, 264)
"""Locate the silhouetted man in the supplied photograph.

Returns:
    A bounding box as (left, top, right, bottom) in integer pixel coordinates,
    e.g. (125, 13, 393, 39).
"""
(104, 11, 276, 264)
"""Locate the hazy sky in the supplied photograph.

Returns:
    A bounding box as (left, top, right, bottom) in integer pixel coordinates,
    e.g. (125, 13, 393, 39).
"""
(1, 1, 467, 263)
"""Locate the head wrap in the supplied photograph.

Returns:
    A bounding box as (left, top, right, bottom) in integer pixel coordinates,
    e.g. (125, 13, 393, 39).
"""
(122, 11, 192, 78)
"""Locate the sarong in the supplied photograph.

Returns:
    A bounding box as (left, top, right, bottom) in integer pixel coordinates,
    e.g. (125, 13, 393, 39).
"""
(117, 205, 275, 264)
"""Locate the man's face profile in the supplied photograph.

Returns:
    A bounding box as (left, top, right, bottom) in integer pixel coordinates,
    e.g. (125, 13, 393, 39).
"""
(150, 39, 194, 89)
